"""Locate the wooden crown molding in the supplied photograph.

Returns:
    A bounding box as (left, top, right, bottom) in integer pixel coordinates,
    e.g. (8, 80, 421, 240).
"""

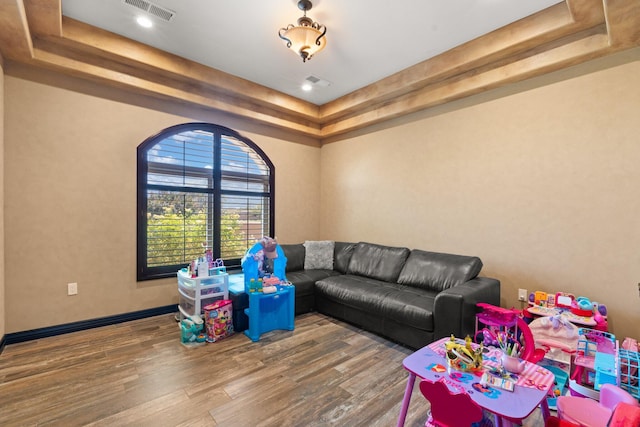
(1, 0, 639, 143)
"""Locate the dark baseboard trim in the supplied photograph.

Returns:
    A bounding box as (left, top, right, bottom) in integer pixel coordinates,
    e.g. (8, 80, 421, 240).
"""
(3, 305, 178, 347)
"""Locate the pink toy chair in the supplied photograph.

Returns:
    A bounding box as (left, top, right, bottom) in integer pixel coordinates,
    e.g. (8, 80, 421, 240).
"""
(556, 383, 639, 427)
(419, 379, 483, 427)
(545, 416, 579, 427)
(608, 402, 640, 427)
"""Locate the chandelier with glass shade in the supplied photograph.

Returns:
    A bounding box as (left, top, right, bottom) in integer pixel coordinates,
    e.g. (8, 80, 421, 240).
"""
(278, 0, 327, 62)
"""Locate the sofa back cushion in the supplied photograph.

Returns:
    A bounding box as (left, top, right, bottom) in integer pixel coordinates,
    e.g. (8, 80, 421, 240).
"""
(303, 240, 335, 269)
(280, 242, 355, 273)
(347, 242, 410, 282)
(397, 250, 483, 292)
(280, 244, 305, 272)
(334, 242, 356, 274)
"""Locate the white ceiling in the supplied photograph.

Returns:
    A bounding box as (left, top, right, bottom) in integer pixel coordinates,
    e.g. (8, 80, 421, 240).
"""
(61, 0, 563, 105)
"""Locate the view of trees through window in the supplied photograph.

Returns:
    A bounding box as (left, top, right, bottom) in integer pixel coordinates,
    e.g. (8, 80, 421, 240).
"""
(137, 123, 274, 280)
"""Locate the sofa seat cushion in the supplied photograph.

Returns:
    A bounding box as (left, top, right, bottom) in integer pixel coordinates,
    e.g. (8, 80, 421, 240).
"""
(316, 275, 436, 332)
(397, 250, 483, 292)
(286, 269, 341, 297)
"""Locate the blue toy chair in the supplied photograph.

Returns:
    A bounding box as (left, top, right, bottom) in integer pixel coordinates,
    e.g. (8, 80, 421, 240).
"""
(241, 237, 287, 290)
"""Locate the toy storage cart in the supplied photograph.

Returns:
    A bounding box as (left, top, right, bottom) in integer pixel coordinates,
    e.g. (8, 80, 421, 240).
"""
(177, 269, 229, 318)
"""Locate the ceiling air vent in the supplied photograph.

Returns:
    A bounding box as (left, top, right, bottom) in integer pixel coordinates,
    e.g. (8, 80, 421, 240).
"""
(122, 0, 176, 22)
(305, 75, 331, 88)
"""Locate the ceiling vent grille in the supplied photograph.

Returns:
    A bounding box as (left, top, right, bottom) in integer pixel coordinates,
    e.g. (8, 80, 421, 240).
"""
(305, 75, 331, 87)
(122, 0, 175, 22)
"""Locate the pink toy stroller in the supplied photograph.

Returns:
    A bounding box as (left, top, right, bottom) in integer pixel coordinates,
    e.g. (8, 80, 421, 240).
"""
(474, 303, 543, 363)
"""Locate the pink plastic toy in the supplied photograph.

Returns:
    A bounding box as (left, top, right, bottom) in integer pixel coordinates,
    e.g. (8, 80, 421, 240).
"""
(420, 378, 483, 427)
(570, 328, 616, 397)
(608, 402, 640, 427)
(475, 303, 542, 363)
(557, 383, 639, 426)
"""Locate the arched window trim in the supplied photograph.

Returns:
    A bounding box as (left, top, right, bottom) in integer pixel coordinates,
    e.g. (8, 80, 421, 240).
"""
(137, 122, 275, 281)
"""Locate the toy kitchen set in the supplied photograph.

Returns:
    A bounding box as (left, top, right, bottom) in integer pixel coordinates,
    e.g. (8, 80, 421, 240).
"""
(524, 291, 608, 331)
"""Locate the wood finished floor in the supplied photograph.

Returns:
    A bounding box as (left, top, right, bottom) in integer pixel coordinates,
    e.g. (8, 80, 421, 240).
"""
(0, 312, 546, 426)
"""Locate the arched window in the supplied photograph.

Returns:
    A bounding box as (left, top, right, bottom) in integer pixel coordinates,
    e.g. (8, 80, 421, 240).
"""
(137, 123, 274, 280)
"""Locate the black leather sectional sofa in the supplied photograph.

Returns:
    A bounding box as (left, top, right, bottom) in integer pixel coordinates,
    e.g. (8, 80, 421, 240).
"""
(280, 241, 500, 349)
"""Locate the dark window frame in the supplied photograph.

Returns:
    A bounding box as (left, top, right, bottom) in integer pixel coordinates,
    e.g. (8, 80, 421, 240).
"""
(137, 122, 275, 281)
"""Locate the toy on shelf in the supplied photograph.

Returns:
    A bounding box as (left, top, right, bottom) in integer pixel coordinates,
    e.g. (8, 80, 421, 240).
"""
(569, 328, 618, 400)
(187, 244, 227, 279)
(526, 290, 608, 330)
(527, 291, 565, 319)
(571, 297, 594, 317)
(474, 302, 542, 363)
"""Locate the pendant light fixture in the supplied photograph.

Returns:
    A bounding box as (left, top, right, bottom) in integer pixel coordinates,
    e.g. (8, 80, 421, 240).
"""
(278, 0, 327, 62)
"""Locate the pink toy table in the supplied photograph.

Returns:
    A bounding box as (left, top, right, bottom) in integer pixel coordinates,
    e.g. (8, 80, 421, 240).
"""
(397, 337, 554, 427)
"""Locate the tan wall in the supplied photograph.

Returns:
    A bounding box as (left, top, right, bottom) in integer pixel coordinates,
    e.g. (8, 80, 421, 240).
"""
(3, 71, 321, 333)
(0, 55, 5, 340)
(321, 59, 640, 341)
(3, 57, 640, 342)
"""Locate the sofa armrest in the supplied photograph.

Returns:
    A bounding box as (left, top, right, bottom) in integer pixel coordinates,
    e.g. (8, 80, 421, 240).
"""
(433, 277, 500, 341)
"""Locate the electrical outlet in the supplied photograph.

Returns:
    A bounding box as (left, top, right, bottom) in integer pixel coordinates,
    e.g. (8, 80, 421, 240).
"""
(68, 282, 78, 296)
(518, 288, 527, 302)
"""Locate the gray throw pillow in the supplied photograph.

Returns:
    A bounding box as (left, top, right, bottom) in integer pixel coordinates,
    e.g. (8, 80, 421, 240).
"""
(303, 240, 335, 270)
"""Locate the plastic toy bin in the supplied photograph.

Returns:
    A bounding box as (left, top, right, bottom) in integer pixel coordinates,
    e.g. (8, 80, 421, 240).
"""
(178, 271, 228, 299)
(203, 300, 234, 343)
(619, 349, 640, 400)
(179, 292, 225, 317)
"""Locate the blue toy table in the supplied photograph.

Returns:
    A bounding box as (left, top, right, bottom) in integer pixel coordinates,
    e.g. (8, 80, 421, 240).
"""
(243, 285, 295, 342)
